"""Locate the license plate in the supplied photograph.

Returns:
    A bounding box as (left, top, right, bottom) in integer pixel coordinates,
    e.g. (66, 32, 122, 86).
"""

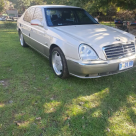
(119, 61, 133, 70)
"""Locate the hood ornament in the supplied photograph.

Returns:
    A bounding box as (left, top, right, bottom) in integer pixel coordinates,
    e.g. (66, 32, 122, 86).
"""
(116, 38, 120, 41)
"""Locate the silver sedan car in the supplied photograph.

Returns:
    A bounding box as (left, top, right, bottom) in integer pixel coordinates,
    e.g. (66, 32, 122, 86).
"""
(17, 5, 136, 78)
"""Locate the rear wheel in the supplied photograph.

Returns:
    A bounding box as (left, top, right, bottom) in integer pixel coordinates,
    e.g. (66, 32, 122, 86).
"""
(51, 47, 69, 79)
(19, 31, 28, 47)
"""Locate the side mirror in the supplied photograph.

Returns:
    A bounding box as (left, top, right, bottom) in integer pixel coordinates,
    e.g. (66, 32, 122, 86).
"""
(30, 19, 43, 27)
(94, 18, 98, 22)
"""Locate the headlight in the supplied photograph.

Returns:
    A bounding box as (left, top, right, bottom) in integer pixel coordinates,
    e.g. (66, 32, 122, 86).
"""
(79, 44, 99, 61)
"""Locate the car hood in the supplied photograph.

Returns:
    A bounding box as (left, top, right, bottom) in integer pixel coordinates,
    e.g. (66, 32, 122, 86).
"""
(53, 24, 135, 60)
(55, 24, 134, 44)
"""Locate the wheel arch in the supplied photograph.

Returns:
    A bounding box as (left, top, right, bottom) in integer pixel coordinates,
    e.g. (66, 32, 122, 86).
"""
(49, 44, 66, 66)
(49, 44, 69, 78)
(49, 44, 61, 66)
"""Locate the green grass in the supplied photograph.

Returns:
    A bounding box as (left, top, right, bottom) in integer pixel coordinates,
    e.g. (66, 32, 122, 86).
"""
(0, 21, 136, 136)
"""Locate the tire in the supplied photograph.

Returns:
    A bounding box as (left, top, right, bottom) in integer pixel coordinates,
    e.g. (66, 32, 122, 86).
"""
(19, 31, 28, 47)
(51, 47, 69, 79)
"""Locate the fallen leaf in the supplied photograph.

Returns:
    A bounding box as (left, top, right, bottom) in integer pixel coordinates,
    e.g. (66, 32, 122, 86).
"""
(107, 128, 110, 132)
(9, 100, 13, 104)
(50, 97, 54, 100)
(36, 117, 41, 120)
(108, 110, 110, 115)
(79, 102, 84, 106)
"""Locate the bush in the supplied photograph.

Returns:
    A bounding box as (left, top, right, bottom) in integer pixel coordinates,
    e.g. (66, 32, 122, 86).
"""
(3, 21, 16, 29)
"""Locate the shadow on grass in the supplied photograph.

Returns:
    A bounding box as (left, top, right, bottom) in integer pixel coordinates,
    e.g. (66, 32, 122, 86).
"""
(0, 24, 136, 136)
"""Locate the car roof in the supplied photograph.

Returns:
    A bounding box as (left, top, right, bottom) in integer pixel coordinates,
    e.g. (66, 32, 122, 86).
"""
(31, 5, 80, 9)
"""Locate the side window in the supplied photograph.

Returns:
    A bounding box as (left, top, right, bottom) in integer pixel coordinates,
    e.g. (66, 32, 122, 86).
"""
(23, 10, 29, 22)
(28, 8, 35, 22)
(23, 7, 35, 23)
(33, 8, 43, 22)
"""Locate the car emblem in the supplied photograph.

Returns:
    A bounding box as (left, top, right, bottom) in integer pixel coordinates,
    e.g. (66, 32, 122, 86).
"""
(118, 56, 124, 59)
(116, 38, 120, 41)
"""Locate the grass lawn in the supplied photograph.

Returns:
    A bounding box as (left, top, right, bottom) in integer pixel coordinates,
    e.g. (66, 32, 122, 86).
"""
(0, 21, 136, 136)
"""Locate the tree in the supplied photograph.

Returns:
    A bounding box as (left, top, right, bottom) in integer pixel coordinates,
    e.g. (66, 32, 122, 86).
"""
(0, 0, 4, 13)
(8, 0, 136, 14)
(8, 0, 33, 13)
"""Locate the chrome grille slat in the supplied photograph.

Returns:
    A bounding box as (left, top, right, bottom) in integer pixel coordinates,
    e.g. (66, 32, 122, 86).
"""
(124, 47, 135, 50)
(107, 53, 135, 58)
(103, 43, 135, 60)
(123, 47, 134, 49)
(105, 46, 123, 51)
(105, 50, 123, 54)
(107, 52, 135, 57)
(106, 52, 124, 56)
(124, 50, 135, 53)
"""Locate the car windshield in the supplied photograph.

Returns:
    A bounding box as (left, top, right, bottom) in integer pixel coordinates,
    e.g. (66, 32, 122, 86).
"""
(45, 8, 98, 26)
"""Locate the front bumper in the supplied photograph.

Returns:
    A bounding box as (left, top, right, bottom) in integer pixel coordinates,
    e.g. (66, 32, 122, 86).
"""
(67, 55, 136, 78)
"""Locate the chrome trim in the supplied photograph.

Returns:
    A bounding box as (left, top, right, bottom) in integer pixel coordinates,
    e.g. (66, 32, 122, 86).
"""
(78, 61, 108, 65)
(102, 43, 135, 60)
(70, 73, 101, 78)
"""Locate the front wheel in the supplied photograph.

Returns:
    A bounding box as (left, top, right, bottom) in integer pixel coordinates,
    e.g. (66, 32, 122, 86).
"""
(51, 47, 69, 79)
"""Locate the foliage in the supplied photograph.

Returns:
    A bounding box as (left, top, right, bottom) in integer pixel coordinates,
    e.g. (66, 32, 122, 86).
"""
(7, 0, 136, 14)
(116, 9, 136, 20)
(0, 0, 4, 13)
(114, 0, 136, 10)
(12, 0, 33, 13)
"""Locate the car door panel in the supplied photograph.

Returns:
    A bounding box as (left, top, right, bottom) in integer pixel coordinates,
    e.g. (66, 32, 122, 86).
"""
(30, 26, 49, 56)
(21, 22, 31, 45)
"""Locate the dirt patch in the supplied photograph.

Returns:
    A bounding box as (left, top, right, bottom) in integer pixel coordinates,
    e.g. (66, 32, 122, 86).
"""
(0, 80, 9, 87)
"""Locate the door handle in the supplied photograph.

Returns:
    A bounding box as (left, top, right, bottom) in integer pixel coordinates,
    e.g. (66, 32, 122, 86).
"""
(29, 33, 30, 37)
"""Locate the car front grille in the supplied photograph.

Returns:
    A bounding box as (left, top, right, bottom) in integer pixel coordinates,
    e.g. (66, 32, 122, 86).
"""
(103, 43, 135, 60)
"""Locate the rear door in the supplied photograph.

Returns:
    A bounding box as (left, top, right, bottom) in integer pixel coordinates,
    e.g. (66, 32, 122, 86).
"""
(30, 8, 47, 55)
(21, 7, 35, 45)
